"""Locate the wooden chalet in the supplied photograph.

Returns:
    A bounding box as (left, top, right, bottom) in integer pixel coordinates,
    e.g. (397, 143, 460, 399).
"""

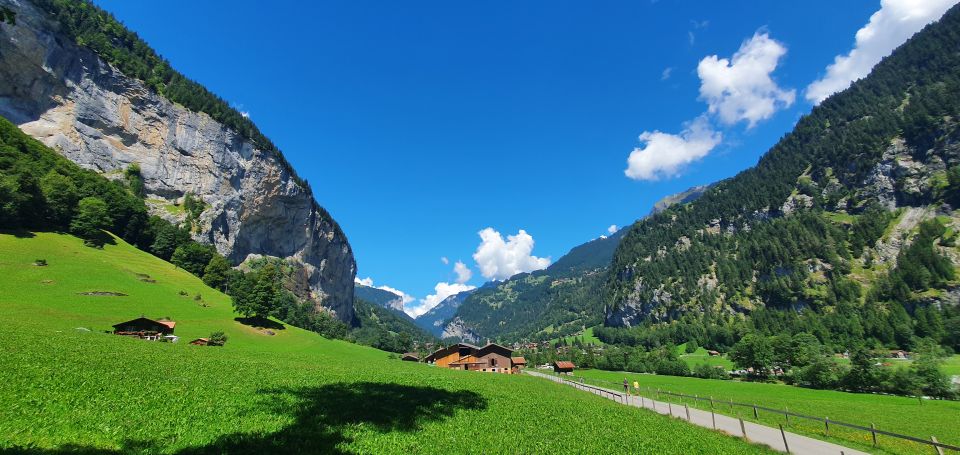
(510, 356, 527, 373)
(112, 317, 176, 341)
(424, 342, 521, 373)
(553, 360, 575, 374)
(401, 353, 420, 362)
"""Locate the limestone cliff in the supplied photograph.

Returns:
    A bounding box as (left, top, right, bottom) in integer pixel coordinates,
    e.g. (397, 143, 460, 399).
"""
(0, 0, 356, 322)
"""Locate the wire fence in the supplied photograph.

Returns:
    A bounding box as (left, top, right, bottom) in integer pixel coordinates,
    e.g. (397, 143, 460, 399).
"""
(541, 371, 958, 454)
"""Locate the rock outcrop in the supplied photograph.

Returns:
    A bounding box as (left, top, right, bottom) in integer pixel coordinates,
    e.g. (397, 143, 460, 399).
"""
(0, 0, 356, 321)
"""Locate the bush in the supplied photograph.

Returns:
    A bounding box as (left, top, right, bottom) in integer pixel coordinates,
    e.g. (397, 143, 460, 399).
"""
(208, 331, 227, 347)
(693, 363, 729, 380)
(791, 357, 844, 389)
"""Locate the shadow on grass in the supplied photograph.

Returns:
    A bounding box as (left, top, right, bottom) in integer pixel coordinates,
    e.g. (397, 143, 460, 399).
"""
(0, 228, 35, 238)
(4, 382, 487, 455)
(234, 316, 286, 330)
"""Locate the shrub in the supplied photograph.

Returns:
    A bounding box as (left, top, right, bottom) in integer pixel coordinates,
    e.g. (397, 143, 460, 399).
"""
(208, 331, 227, 347)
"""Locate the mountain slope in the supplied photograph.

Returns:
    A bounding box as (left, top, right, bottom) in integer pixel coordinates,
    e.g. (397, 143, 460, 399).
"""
(355, 284, 406, 313)
(0, 0, 356, 321)
(603, 4, 960, 351)
(414, 288, 476, 338)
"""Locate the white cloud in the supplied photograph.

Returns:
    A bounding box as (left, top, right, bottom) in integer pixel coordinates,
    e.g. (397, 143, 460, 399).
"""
(624, 115, 722, 181)
(406, 282, 476, 318)
(805, 0, 957, 104)
(440, 256, 449, 265)
(697, 32, 795, 127)
(661, 67, 673, 80)
(472, 228, 551, 281)
(607, 224, 619, 234)
(354, 276, 416, 306)
(453, 261, 472, 284)
(240, 111, 250, 119)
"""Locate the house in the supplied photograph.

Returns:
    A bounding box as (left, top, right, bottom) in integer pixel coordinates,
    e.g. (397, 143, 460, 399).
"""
(112, 317, 175, 341)
(553, 361, 575, 374)
(190, 338, 210, 346)
(423, 342, 521, 373)
(401, 353, 420, 362)
(511, 356, 527, 373)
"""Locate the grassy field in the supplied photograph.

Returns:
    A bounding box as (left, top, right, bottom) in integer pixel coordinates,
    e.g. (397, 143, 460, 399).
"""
(676, 343, 735, 370)
(0, 232, 772, 454)
(572, 368, 960, 455)
(551, 326, 604, 346)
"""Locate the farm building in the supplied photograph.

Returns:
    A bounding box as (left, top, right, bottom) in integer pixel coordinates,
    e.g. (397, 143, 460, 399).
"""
(553, 361, 575, 374)
(112, 317, 175, 341)
(511, 357, 526, 373)
(190, 338, 209, 346)
(401, 353, 420, 362)
(423, 342, 522, 373)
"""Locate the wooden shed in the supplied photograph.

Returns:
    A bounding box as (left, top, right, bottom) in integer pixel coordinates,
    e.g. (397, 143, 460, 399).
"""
(112, 317, 175, 341)
(401, 353, 420, 362)
(511, 356, 527, 373)
(553, 360, 575, 374)
(190, 338, 210, 346)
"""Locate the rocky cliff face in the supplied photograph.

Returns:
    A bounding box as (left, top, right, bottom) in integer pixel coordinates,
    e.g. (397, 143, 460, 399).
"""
(0, 0, 356, 322)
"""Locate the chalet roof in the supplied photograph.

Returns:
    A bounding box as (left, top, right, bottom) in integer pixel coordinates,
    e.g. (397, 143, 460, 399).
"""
(112, 317, 175, 329)
(476, 343, 513, 355)
(158, 320, 176, 329)
(401, 353, 419, 360)
(423, 343, 482, 362)
(511, 357, 527, 364)
(554, 361, 575, 369)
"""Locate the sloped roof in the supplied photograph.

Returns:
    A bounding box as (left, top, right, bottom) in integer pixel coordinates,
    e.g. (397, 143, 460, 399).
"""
(554, 361, 575, 369)
(511, 357, 527, 364)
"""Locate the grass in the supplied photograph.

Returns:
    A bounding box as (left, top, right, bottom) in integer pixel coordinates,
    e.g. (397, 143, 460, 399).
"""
(0, 232, 772, 454)
(572, 368, 960, 455)
(676, 343, 735, 370)
(551, 326, 604, 346)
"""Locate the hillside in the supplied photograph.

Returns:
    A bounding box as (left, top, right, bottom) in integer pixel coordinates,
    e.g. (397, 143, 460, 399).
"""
(355, 284, 406, 313)
(415, 288, 476, 338)
(0, 0, 356, 322)
(604, 4, 960, 354)
(0, 231, 771, 454)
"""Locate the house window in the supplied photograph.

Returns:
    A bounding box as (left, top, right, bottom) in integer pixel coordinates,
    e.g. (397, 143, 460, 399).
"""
(491, 358, 497, 367)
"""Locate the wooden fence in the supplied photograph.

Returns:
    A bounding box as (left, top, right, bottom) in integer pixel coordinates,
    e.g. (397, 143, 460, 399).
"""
(546, 372, 958, 454)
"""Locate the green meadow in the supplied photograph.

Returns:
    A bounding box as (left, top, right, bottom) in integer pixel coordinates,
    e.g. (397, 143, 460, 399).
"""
(573, 368, 960, 455)
(0, 232, 773, 454)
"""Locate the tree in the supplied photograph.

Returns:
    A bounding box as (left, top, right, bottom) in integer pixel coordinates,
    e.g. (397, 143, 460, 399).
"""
(203, 254, 232, 291)
(39, 171, 78, 226)
(70, 197, 111, 246)
(170, 242, 215, 277)
(685, 340, 698, 354)
(729, 334, 775, 377)
(789, 333, 822, 368)
(842, 348, 883, 392)
(150, 223, 189, 260)
(793, 357, 843, 389)
(231, 264, 281, 319)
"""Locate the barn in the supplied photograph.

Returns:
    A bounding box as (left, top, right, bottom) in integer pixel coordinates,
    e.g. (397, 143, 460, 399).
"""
(553, 360, 575, 374)
(112, 317, 176, 341)
(424, 342, 522, 373)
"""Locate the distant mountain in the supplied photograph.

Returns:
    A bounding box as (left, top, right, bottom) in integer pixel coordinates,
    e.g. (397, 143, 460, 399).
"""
(415, 288, 477, 338)
(354, 284, 405, 313)
(352, 298, 436, 353)
(442, 184, 710, 343)
(650, 185, 711, 215)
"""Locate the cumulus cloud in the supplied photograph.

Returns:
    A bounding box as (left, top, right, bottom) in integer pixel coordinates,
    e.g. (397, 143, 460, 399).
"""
(354, 276, 415, 306)
(624, 115, 722, 181)
(805, 0, 957, 104)
(472, 228, 551, 281)
(406, 281, 476, 318)
(440, 256, 449, 265)
(453, 260, 472, 284)
(697, 32, 795, 127)
(607, 224, 619, 234)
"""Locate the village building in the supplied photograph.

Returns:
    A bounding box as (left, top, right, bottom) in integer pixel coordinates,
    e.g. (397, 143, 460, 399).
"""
(423, 342, 522, 373)
(553, 360, 575, 374)
(510, 356, 526, 373)
(190, 338, 210, 346)
(401, 353, 420, 362)
(112, 317, 176, 341)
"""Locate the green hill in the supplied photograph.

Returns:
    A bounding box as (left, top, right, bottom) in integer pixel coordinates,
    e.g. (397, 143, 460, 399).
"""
(0, 231, 771, 454)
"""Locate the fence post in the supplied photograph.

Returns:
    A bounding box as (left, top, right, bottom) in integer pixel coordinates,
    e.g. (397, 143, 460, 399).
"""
(753, 405, 759, 420)
(779, 424, 790, 454)
(711, 408, 716, 429)
(870, 423, 877, 447)
(932, 436, 944, 455)
(668, 402, 673, 417)
(785, 406, 790, 425)
(739, 418, 747, 440)
(730, 398, 734, 411)
(640, 396, 645, 408)
(685, 404, 691, 421)
(824, 417, 829, 437)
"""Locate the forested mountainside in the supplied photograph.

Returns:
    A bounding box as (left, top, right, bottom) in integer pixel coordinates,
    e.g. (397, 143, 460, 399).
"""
(440, 186, 708, 343)
(0, 0, 356, 321)
(603, 4, 960, 354)
(352, 298, 436, 353)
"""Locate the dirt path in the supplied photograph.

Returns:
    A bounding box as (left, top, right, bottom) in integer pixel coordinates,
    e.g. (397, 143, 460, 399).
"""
(526, 370, 869, 455)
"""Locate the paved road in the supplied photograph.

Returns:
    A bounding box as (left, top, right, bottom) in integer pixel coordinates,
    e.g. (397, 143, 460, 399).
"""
(526, 370, 869, 455)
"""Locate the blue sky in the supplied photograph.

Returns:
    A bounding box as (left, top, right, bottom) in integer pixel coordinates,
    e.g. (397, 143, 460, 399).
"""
(93, 0, 957, 316)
